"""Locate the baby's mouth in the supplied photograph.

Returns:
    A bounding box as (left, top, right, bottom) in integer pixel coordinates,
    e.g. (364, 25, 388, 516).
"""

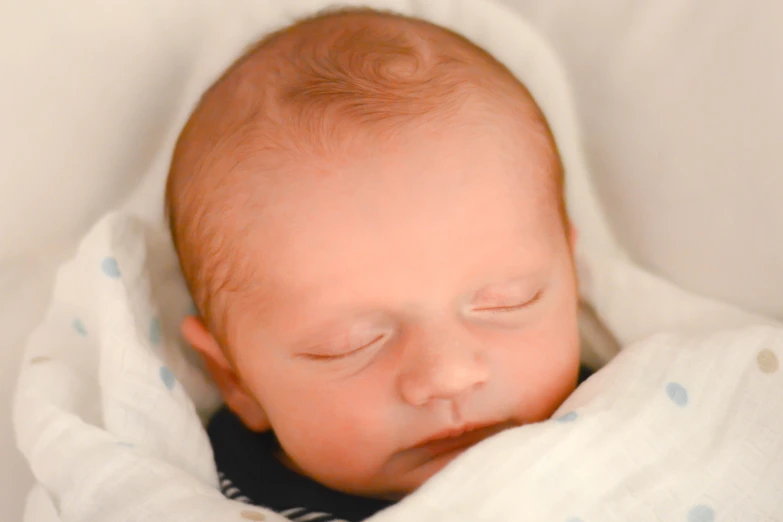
(413, 421, 513, 458)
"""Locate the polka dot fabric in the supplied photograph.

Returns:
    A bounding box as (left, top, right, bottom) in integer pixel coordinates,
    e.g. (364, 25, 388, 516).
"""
(14, 214, 284, 522)
(370, 327, 783, 522)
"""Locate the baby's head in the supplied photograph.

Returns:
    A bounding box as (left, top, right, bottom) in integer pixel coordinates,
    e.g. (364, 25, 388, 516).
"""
(167, 7, 579, 499)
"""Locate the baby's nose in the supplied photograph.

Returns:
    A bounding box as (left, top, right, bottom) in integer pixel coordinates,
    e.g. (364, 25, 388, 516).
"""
(398, 336, 489, 407)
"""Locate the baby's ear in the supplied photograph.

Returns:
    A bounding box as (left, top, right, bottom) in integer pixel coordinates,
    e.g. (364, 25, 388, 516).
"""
(181, 316, 271, 432)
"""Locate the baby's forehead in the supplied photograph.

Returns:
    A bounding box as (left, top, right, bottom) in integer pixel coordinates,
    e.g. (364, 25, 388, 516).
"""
(209, 111, 558, 285)
(231, 116, 559, 262)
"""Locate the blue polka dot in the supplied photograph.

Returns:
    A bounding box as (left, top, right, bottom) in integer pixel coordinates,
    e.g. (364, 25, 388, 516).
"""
(687, 504, 714, 522)
(101, 257, 121, 279)
(159, 366, 176, 390)
(666, 382, 689, 407)
(149, 317, 162, 346)
(556, 411, 578, 423)
(72, 318, 87, 336)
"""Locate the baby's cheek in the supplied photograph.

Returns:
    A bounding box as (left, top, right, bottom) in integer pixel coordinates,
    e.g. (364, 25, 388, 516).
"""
(495, 325, 579, 420)
(274, 383, 396, 482)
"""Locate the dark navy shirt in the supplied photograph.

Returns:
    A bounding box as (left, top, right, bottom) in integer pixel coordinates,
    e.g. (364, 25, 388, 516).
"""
(208, 364, 595, 522)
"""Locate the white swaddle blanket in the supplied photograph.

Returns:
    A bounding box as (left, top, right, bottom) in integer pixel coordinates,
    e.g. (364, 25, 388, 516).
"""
(13, 0, 783, 521)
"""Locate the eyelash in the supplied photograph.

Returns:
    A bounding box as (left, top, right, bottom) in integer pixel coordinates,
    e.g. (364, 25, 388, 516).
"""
(303, 334, 386, 361)
(302, 291, 542, 361)
(472, 290, 543, 313)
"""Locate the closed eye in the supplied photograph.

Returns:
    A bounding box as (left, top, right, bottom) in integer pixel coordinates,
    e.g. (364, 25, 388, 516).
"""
(301, 334, 386, 361)
(472, 291, 543, 313)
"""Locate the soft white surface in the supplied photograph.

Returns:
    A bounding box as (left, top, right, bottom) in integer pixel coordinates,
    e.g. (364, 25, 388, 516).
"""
(498, 0, 783, 321)
(4, 0, 783, 520)
(0, 264, 57, 521)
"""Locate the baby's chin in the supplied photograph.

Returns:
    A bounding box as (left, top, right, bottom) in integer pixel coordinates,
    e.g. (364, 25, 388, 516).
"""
(277, 428, 509, 500)
(334, 451, 462, 500)
(273, 446, 452, 499)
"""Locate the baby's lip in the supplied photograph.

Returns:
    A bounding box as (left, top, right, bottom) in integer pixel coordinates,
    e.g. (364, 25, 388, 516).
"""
(413, 421, 512, 457)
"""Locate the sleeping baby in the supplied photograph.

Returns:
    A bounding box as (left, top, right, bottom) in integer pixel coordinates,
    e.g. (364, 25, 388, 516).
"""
(165, 6, 591, 521)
